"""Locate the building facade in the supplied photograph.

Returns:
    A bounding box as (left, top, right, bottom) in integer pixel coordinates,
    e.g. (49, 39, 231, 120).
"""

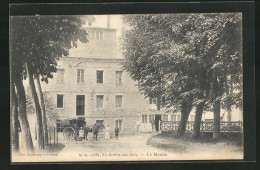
(41, 25, 172, 137)
(42, 21, 242, 137)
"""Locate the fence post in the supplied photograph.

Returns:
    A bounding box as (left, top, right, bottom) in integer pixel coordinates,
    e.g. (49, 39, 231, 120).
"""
(57, 127, 58, 144)
(201, 121, 204, 135)
(159, 121, 161, 132)
(54, 126, 56, 146)
(49, 127, 51, 145)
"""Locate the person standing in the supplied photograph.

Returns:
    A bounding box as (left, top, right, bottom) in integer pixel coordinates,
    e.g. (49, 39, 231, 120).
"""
(115, 125, 119, 140)
(105, 124, 110, 140)
(151, 118, 155, 132)
(136, 120, 140, 133)
(79, 127, 84, 141)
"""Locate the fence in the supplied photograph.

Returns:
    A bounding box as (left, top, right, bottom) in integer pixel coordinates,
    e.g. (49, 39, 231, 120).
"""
(160, 121, 243, 133)
(34, 125, 59, 146)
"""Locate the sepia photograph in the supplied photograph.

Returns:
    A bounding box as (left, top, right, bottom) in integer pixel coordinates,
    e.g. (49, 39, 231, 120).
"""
(10, 13, 243, 162)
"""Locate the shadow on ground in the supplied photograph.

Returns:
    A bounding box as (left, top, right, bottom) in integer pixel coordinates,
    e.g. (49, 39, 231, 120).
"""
(45, 143, 65, 153)
(147, 132, 243, 154)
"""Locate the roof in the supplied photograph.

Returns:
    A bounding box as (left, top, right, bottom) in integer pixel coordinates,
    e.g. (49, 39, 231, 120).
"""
(85, 27, 117, 31)
(61, 57, 125, 63)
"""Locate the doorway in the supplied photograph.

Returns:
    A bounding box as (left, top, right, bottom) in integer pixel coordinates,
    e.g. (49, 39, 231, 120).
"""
(96, 120, 104, 133)
(155, 114, 161, 131)
(76, 95, 85, 115)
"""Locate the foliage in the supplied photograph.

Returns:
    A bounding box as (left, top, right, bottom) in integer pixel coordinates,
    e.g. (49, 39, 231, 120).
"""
(26, 88, 58, 126)
(10, 15, 94, 82)
(121, 13, 242, 112)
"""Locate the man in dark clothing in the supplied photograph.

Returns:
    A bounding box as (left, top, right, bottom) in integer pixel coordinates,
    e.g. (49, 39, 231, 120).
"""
(115, 125, 119, 140)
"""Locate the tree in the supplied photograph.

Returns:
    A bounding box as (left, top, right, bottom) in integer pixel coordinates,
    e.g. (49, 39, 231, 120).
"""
(121, 13, 242, 138)
(122, 14, 197, 135)
(10, 36, 34, 152)
(35, 75, 48, 146)
(14, 77, 34, 152)
(10, 15, 94, 150)
(11, 78, 19, 152)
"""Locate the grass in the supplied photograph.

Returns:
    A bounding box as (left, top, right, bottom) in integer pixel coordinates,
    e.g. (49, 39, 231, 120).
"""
(147, 132, 243, 154)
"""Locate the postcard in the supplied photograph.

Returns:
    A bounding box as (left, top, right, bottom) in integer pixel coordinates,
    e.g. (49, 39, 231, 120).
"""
(10, 12, 244, 162)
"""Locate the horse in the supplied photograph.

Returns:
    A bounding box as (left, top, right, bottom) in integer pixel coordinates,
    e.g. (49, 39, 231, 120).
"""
(84, 123, 101, 141)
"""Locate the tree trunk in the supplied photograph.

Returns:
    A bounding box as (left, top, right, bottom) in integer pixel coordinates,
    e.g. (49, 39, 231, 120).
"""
(157, 95, 161, 111)
(11, 83, 19, 152)
(177, 99, 193, 136)
(192, 101, 205, 138)
(227, 105, 232, 122)
(227, 74, 233, 121)
(26, 63, 44, 150)
(213, 99, 221, 139)
(14, 78, 34, 152)
(35, 75, 49, 146)
(211, 68, 221, 139)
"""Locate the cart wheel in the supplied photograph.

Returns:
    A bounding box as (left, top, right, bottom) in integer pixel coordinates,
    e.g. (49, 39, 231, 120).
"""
(63, 127, 76, 141)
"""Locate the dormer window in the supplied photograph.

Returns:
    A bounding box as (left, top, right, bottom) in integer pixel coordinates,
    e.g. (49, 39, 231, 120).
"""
(91, 30, 95, 40)
(96, 31, 104, 40)
(88, 30, 104, 40)
(99, 31, 103, 40)
(96, 31, 100, 40)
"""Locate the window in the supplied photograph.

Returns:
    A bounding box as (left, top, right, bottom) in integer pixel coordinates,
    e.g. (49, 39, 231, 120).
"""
(77, 69, 84, 84)
(149, 97, 157, 104)
(115, 120, 123, 133)
(76, 95, 85, 115)
(100, 31, 104, 40)
(92, 30, 95, 40)
(162, 115, 168, 121)
(87, 30, 91, 39)
(177, 115, 181, 121)
(115, 95, 123, 109)
(149, 97, 152, 104)
(149, 115, 154, 123)
(171, 115, 177, 121)
(115, 71, 122, 84)
(96, 31, 100, 40)
(90, 30, 104, 40)
(142, 115, 147, 123)
(56, 120, 63, 132)
(96, 95, 104, 109)
(57, 94, 63, 108)
(57, 69, 65, 84)
(97, 70, 103, 83)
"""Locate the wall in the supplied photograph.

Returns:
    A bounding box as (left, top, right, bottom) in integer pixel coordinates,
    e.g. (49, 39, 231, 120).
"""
(69, 27, 117, 58)
(42, 57, 150, 134)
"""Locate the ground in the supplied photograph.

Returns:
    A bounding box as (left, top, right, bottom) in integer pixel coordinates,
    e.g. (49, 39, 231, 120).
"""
(13, 131, 243, 162)
(49, 132, 243, 161)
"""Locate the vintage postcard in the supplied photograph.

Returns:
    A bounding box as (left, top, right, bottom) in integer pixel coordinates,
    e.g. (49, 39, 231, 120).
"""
(10, 13, 243, 162)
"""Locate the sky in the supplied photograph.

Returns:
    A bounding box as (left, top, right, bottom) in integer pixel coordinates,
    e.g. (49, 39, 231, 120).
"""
(85, 15, 123, 35)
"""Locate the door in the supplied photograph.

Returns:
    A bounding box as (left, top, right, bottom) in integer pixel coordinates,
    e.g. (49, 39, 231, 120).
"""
(115, 120, 123, 133)
(155, 114, 162, 131)
(76, 95, 85, 115)
(96, 120, 104, 133)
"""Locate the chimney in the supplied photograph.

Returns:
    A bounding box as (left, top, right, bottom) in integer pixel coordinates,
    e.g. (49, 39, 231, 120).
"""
(107, 15, 110, 28)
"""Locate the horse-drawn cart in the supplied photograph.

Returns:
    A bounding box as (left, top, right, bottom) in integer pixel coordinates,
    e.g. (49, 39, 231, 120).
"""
(62, 118, 103, 141)
(62, 119, 86, 141)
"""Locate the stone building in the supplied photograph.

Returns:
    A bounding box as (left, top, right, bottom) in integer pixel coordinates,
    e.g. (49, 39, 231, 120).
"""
(42, 17, 243, 137)
(41, 20, 176, 136)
